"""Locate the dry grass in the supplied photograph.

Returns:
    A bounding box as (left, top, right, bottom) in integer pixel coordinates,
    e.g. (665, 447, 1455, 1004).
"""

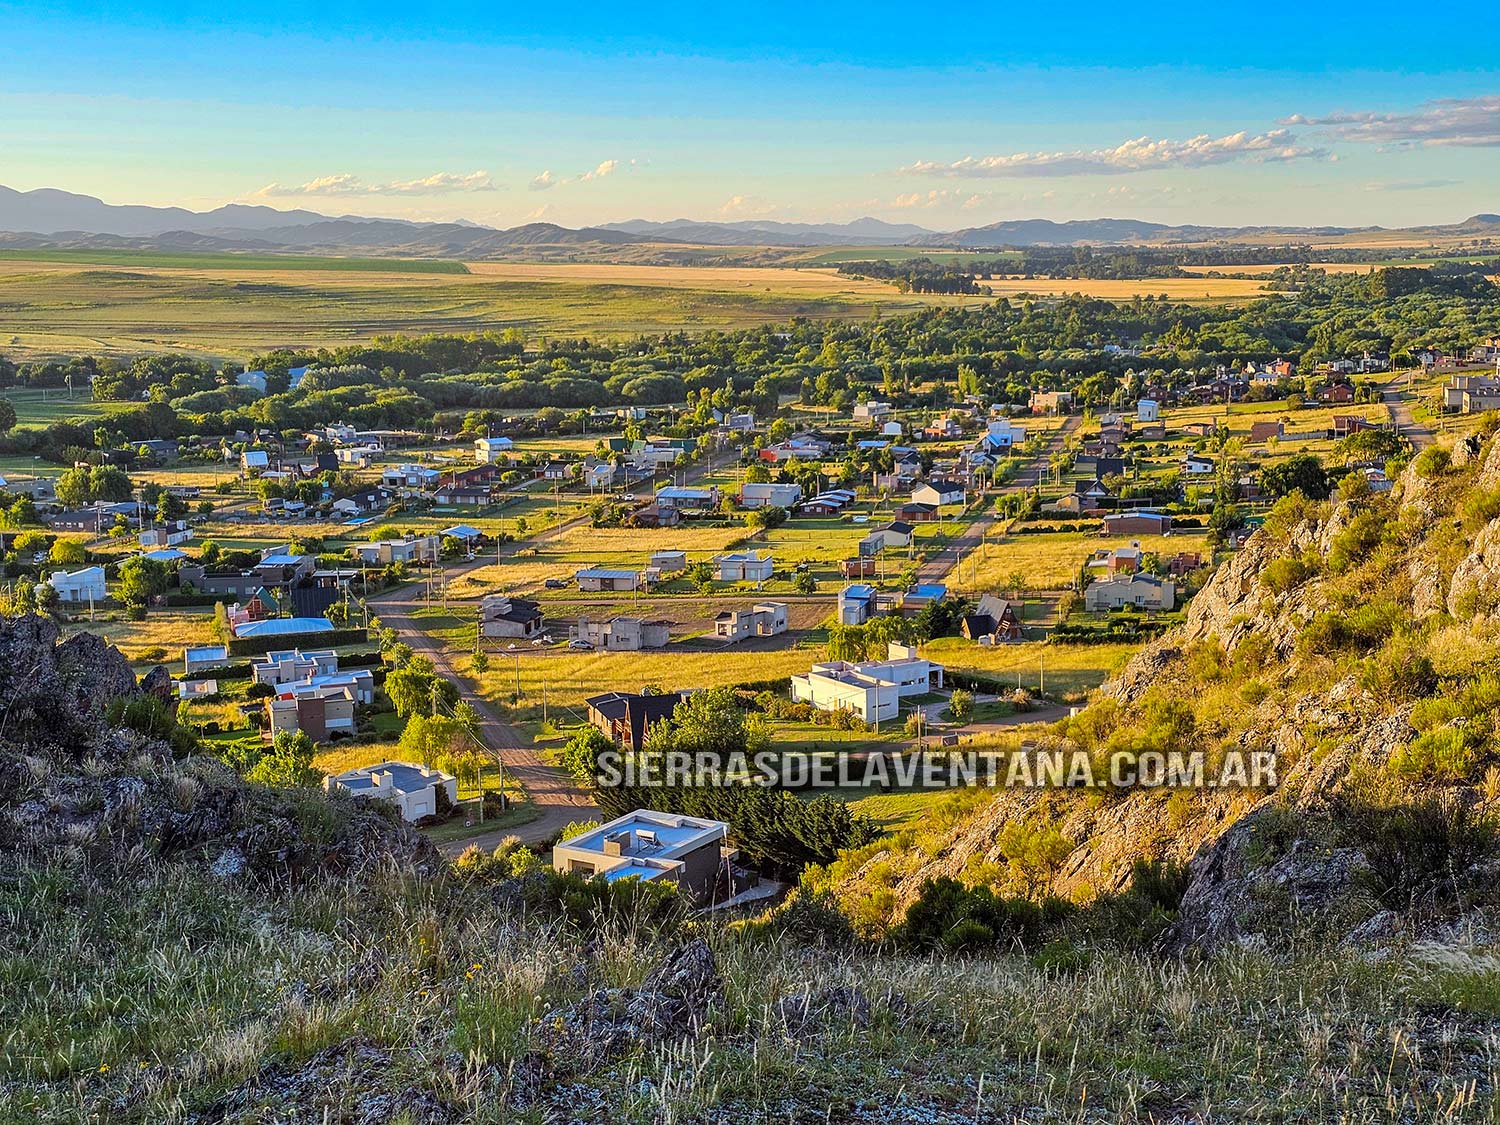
(60, 610, 217, 665)
(446, 525, 752, 598)
(951, 530, 1208, 592)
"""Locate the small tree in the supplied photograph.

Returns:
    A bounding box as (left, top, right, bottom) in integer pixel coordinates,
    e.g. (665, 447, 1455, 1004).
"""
(246, 729, 319, 787)
(948, 688, 974, 721)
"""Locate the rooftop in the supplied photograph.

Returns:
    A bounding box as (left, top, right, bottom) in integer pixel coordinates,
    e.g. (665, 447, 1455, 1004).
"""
(564, 810, 726, 859)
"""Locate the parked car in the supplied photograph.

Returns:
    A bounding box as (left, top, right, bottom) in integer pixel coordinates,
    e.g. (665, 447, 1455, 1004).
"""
(544, 578, 569, 589)
(566, 639, 592, 650)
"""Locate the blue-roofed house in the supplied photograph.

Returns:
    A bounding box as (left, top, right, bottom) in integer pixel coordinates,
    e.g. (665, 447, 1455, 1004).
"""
(325, 761, 457, 822)
(236, 370, 268, 395)
(838, 583, 876, 625)
(287, 366, 312, 390)
(183, 644, 231, 675)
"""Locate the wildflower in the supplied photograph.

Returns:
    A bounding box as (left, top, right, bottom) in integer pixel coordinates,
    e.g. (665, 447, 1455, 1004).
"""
(98, 1064, 110, 1074)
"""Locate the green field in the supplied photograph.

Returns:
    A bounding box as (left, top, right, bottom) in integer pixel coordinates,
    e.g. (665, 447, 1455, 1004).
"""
(1, 389, 133, 429)
(0, 249, 470, 274)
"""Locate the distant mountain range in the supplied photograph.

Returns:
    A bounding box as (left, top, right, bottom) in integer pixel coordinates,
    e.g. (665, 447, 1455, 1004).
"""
(1, 184, 1497, 256)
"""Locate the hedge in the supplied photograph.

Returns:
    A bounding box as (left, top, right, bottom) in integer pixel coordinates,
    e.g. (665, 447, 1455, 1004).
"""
(228, 627, 369, 657)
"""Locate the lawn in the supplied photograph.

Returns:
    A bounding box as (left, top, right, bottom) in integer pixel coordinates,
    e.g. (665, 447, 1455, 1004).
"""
(1, 389, 135, 429)
(951, 528, 1209, 593)
(922, 636, 1139, 700)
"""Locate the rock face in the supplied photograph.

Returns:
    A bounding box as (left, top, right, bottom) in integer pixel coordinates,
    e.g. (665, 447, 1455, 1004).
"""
(538, 939, 722, 1067)
(0, 615, 139, 751)
(831, 458, 1500, 953)
(0, 613, 439, 882)
(1447, 515, 1500, 617)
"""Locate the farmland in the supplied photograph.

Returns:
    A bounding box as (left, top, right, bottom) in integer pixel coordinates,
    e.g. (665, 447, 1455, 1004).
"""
(0, 254, 964, 361)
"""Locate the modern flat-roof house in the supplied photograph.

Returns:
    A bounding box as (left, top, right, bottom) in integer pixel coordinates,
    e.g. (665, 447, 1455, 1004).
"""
(713, 601, 788, 642)
(585, 691, 686, 750)
(1101, 511, 1173, 536)
(480, 594, 544, 640)
(252, 648, 340, 687)
(572, 615, 671, 651)
(790, 643, 943, 724)
(381, 465, 441, 492)
(575, 567, 641, 592)
(474, 436, 514, 463)
(716, 551, 774, 583)
(1084, 573, 1177, 612)
(852, 400, 893, 423)
(253, 546, 316, 586)
(738, 481, 802, 510)
(183, 644, 230, 674)
(49, 566, 106, 604)
(325, 761, 457, 823)
(910, 480, 965, 507)
(266, 686, 356, 741)
(1030, 390, 1074, 415)
(552, 810, 731, 901)
(351, 535, 440, 566)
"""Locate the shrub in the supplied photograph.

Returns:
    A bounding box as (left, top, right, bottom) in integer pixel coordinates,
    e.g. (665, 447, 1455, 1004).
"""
(1338, 795, 1498, 909)
(1412, 446, 1451, 480)
(1260, 554, 1317, 594)
(1389, 727, 1484, 781)
(892, 876, 1073, 952)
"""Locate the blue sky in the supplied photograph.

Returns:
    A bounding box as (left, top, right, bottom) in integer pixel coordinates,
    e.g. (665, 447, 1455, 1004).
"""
(3, 1, 1498, 229)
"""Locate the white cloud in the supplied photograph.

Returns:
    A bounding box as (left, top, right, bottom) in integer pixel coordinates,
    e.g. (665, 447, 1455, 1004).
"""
(1285, 96, 1500, 147)
(890, 189, 988, 210)
(528, 159, 628, 191)
(253, 171, 496, 198)
(1362, 178, 1462, 193)
(900, 130, 1325, 178)
(717, 194, 781, 217)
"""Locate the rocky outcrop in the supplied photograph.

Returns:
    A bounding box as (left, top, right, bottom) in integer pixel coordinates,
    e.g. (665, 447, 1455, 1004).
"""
(538, 939, 722, 1067)
(1447, 514, 1500, 618)
(0, 615, 139, 751)
(0, 613, 438, 883)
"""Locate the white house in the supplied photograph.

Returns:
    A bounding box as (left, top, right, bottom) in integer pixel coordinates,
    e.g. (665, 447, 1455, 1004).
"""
(881, 420, 904, 438)
(790, 643, 943, 723)
(585, 461, 617, 489)
(474, 436, 514, 463)
(325, 761, 458, 823)
(716, 551, 774, 582)
(49, 566, 106, 604)
(1180, 455, 1215, 476)
(738, 481, 802, 510)
(1084, 574, 1177, 612)
(910, 480, 965, 507)
(852, 401, 893, 423)
(1136, 399, 1160, 423)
